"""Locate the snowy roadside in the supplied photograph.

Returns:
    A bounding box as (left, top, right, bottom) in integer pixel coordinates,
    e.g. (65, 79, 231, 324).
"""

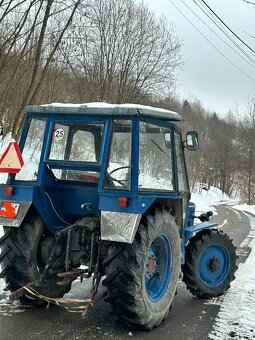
(192, 189, 255, 339)
(209, 211, 255, 340)
(191, 186, 237, 215)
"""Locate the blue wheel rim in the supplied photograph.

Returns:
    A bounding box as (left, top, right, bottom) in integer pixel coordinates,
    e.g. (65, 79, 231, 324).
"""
(199, 244, 230, 288)
(145, 234, 173, 302)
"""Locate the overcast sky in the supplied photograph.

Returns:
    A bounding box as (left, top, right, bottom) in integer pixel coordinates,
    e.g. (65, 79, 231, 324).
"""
(144, 0, 255, 116)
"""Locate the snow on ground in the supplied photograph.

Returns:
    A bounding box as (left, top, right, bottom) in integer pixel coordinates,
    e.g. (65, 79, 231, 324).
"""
(192, 188, 255, 339)
(209, 211, 255, 340)
(231, 204, 255, 216)
(191, 186, 235, 215)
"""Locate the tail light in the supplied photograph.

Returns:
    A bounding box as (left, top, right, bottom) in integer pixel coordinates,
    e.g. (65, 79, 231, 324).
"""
(118, 197, 128, 207)
(4, 186, 13, 196)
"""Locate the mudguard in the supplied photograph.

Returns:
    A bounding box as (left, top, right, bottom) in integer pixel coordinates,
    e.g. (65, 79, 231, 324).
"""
(0, 200, 31, 227)
(101, 211, 142, 243)
(184, 221, 218, 245)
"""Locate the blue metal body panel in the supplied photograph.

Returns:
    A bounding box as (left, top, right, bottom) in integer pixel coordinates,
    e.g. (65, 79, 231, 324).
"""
(186, 202, 196, 227)
(184, 221, 218, 243)
(0, 184, 33, 201)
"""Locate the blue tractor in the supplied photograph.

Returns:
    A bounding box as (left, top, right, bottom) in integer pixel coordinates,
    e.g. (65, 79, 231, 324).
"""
(0, 103, 236, 330)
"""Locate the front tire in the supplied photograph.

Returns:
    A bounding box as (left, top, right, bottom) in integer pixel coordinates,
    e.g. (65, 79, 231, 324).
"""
(183, 229, 237, 298)
(0, 210, 71, 305)
(103, 209, 181, 330)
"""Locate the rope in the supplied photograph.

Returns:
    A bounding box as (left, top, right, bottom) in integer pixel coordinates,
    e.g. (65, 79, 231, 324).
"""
(10, 284, 93, 317)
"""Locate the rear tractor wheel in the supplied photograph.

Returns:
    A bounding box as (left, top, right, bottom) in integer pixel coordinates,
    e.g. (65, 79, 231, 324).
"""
(103, 209, 181, 330)
(0, 210, 72, 306)
(183, 229, 237, 298)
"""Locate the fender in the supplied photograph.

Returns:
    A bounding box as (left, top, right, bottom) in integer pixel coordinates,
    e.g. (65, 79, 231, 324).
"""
(0, 200, 31, 227)
(101, 210, 142, 243)
(184, 221, 218, 246)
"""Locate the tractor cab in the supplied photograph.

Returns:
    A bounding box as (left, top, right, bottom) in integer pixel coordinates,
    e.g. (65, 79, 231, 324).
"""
(0, 103, 196, 242)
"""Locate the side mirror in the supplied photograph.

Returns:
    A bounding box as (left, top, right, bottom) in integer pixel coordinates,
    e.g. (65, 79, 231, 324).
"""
(0, 122, 3, 136)
(186, 131, 199, 151)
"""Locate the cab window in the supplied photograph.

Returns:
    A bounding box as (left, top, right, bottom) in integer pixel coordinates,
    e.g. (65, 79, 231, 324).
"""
(139, 121, 174, 191)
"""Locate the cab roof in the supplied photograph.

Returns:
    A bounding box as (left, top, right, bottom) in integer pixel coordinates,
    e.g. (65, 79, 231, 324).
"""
(26, 102, 182, 121)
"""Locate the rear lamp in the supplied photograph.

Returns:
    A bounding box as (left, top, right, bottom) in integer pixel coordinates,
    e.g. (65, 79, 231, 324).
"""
(118, 196, 128, 207)
(4, 186, 13, 196)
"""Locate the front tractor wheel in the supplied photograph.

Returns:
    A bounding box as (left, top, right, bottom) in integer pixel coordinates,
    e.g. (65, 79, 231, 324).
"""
(183, 229, 237, 298)
(103, 209, 181, 330)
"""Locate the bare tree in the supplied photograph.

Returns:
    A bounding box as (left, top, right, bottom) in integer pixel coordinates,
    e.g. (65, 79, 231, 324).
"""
(61, 0, 182, 103)
(237, 96, 255, 204)
(0, 0, 82, 138)
(0, 0, 181, 138)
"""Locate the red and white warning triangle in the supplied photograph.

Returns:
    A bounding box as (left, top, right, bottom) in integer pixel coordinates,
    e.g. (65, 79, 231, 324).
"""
(0, 142, 24, 173)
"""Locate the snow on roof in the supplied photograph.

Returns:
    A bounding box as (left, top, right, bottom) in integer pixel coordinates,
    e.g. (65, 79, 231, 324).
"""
(26, 102, 182, 121)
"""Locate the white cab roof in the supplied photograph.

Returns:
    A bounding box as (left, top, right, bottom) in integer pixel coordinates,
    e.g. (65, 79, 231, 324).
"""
(26, 102, 182, 121)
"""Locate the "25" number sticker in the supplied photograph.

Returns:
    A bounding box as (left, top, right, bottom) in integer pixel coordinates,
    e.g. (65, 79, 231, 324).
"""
(54, 128, 65, 141)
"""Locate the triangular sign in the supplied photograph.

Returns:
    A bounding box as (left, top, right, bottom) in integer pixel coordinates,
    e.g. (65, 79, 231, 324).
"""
(0, 142, 24, 173)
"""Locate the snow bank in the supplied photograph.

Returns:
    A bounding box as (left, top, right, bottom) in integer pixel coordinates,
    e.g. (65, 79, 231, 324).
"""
(191, 186, 234, 216)
(232, 204, 255, 216)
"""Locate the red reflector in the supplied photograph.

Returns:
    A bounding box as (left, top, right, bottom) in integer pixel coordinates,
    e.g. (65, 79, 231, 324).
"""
(118, 197, 128, 207)
(4, 186, 13, 196)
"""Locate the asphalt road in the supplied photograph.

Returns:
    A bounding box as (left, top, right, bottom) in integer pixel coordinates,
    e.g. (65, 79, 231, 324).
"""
(0, 205, 252, 340)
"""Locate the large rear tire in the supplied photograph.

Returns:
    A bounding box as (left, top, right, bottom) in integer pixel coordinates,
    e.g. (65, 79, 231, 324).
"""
(0, 210, 71, 305)
(183, 229, 237, 298)
(103, 209, 181, 330)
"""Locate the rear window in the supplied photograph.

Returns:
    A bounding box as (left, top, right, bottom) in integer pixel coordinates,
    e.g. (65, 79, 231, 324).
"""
(15, 118, 46, 181)
(49, 122, 104, 163)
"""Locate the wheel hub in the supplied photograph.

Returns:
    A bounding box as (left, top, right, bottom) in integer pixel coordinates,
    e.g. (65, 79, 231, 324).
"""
(145, 248, 157, 278)
(146, 254, 157, 278)
(208, 257, 220, 272)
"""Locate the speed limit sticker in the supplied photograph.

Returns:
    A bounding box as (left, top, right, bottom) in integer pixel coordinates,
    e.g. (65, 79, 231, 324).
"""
(54, 128, 65, 141)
